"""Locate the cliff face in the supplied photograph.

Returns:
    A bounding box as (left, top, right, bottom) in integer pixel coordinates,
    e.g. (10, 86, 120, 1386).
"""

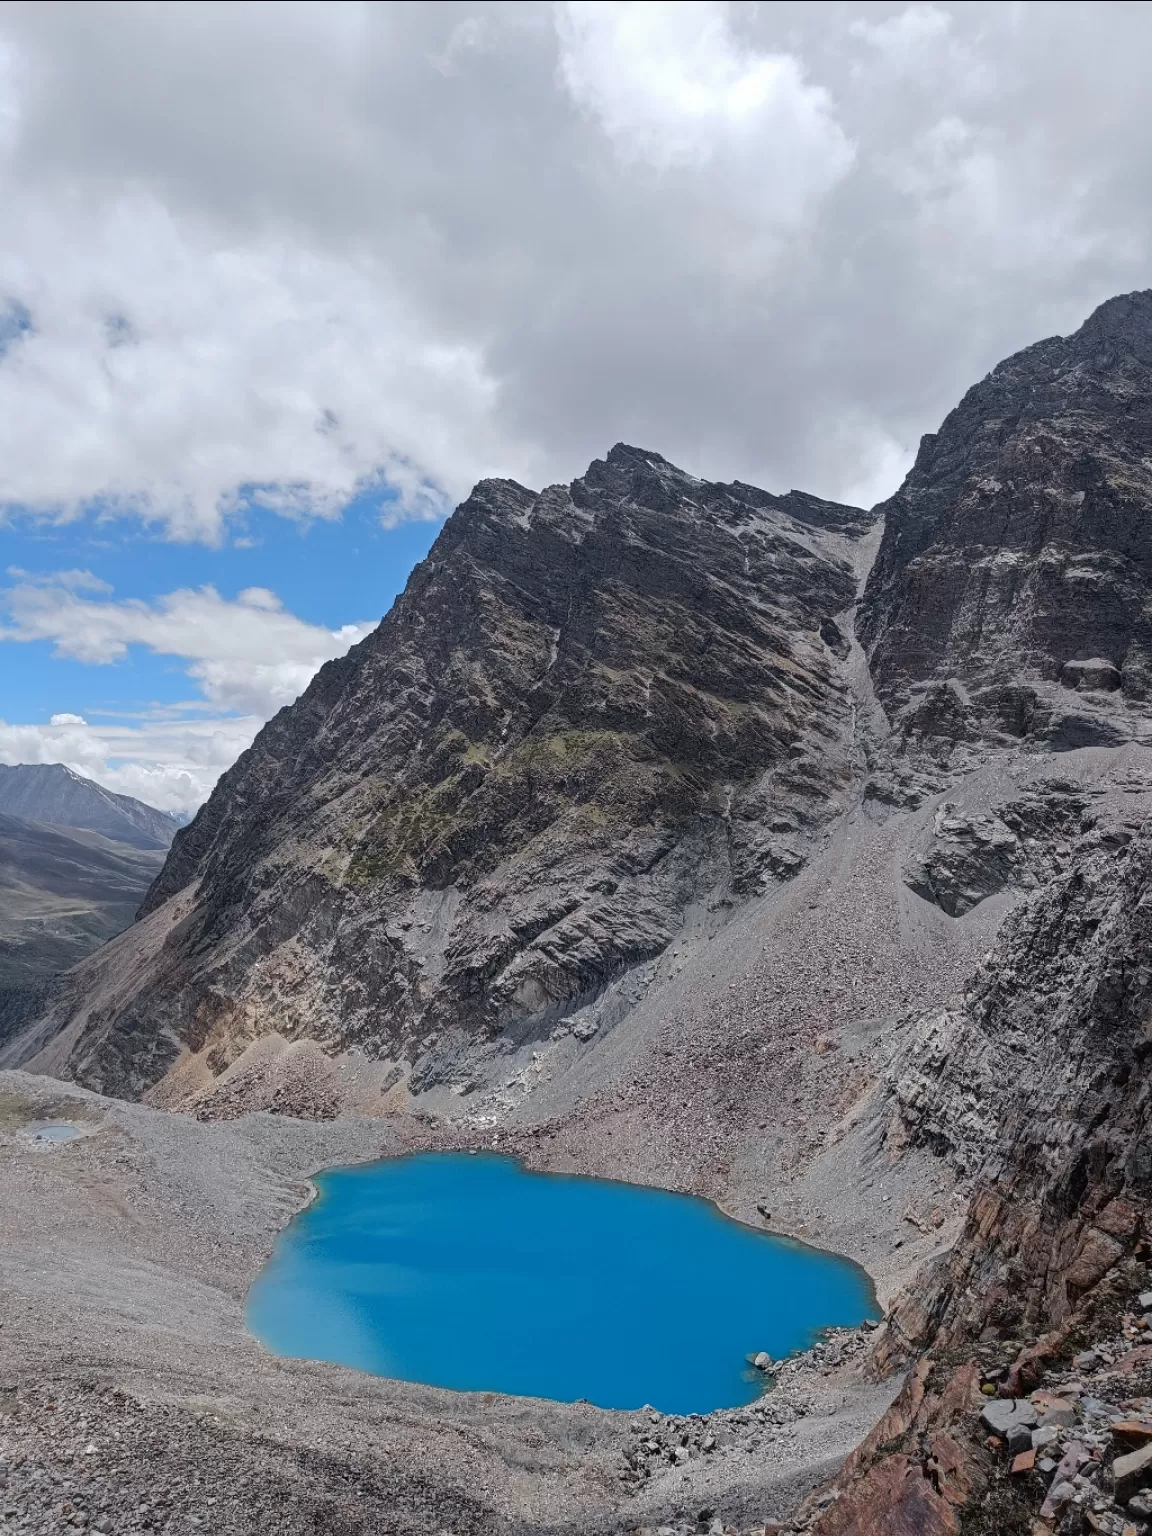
(800, 821, 1152, 1536)
(16, 444, 872, 1104)
(886, 821, 1152, 1359)
(860, 289, 1152, 755)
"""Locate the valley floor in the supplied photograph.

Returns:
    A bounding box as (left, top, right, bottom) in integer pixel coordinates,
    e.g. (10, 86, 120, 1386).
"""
(7, 744, 1152, 1534)
(0, 1071, 896, 1536)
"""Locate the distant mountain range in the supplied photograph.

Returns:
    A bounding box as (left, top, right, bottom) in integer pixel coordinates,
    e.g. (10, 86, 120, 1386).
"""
(0, 763, 182, 850)
(0, 765, 177, 1044)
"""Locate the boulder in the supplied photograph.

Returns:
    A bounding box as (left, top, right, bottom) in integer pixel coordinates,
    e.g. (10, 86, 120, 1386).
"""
(1006, 1424, 1033, 1455)
(979, 1399, 1039, 1437)
(1113, 1441, 1152, 1501)
(1059, 658, 1121, 692)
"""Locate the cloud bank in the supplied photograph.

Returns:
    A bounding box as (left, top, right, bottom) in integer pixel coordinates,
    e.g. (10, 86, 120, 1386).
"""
(2, 0, 1152, 806)
(0, 1, 1148, 537)
(0, 571, 375, 811)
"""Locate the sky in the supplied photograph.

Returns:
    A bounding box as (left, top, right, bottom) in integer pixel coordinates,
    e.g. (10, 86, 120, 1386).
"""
(0, 0, 1151, 814)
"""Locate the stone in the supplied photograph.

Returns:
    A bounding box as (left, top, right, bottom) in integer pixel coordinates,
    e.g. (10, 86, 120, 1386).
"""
(1012, 1449, 1036, 1474)
(1065, 1229, 1126, 1293)
(1093, 1198, 1141, 1238)
(1113, 1442, 1152, 1501)
(1033, 1426, 1061, 1450)
(1112, 1422, 1152, 1447)
(1128, 1490, 1152, 1517)
(980, 1399, 1039, 1437)
(1060, 658, 1122, 693)
(1112, 1347, 1152, 1376)
(1076, 1352, 1102, 1372)
(1040, 1480, 1075, 1523)
(1007, 1424, 1034, 1455)
(752, 1353, 772, 1372)
(1138, 1293, 1152, 1313)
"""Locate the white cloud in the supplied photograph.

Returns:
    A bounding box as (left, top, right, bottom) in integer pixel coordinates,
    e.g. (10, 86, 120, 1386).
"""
(0, 709, 259, 814)
(0, 571, 377, 811)
(554, 0, 854, 220)
(0, 0, 1146, 530)
(0, 193, 529, 541)
(0, 571, 375, 717)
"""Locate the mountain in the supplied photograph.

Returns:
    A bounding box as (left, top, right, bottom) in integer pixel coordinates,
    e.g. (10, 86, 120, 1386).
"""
(8, 294, 1152, 1534)
(802, 816, 1152, 1536)
(859, 289, 1152, 754)
(0, 763, 181, 851)
(0, 813, 165, 1046)
(7, 445, 876, 1104)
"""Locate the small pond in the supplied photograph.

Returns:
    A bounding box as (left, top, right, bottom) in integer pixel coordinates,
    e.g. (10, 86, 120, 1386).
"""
(247, 1152, 879, 1414)
(28, 1123, 82, 1144)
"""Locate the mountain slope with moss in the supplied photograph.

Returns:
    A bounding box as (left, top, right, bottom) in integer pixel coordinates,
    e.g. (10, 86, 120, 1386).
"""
(15, 444, 874, 1106)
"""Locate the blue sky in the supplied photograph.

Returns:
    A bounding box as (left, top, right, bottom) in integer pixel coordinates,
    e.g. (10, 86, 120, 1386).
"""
(0, 490, 443, 812)
(1, 492, 439, 721)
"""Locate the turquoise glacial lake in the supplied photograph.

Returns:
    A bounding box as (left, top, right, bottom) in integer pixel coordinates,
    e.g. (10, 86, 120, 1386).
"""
(247, 1152, 879, 1414)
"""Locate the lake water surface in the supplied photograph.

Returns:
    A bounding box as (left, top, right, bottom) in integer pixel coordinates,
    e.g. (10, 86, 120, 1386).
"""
(247, 1151, 878, 1414)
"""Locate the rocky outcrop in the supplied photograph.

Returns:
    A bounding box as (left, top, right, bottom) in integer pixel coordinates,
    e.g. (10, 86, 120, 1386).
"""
(860, 289, 1152, 755)
(794, 816, 1152, 1534)
(11, 446, 873, 1104)
(902, 780, 1096, 916)
(886, 822, 1152, 1359)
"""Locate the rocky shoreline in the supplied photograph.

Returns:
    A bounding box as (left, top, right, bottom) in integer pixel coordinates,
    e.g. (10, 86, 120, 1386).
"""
(0, 1072, 898, 1536)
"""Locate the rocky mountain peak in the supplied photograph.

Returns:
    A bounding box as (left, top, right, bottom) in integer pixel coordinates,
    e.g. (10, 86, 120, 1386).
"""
(1073, 284, 1152, 359)
(860, 287, 1152, 755)
(13, 448, 873, 1106)
(0, 763, 179, 850)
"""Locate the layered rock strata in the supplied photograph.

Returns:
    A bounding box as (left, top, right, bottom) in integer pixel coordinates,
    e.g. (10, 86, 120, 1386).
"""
(860, 289, 1152, 755)
(11, 445, 872, 1105)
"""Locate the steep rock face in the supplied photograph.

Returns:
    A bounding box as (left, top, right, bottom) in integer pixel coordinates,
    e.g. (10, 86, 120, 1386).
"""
(18, 445, 872, 1103)
(802, 818, 1152, 1535)
(859, 289, 1152, 752)
(885, 822, 1152, 1357)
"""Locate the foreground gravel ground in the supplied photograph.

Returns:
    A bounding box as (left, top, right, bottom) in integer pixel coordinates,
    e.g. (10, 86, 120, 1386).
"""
(0, 1072, 897, 1536)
